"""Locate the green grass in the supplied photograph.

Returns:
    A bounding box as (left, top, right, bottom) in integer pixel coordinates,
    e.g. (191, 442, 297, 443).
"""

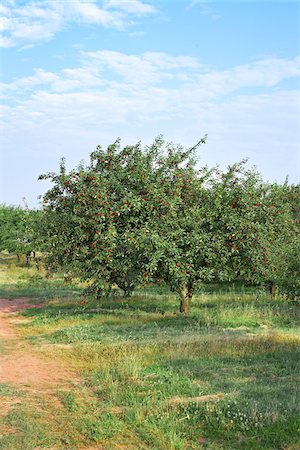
(0, 253, 83, 300)
(0, 384, 18, 397)
(0, 254, 299, 449)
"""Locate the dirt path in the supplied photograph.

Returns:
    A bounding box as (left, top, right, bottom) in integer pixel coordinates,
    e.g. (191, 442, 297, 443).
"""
(0, 298, 77, 390)
(0, 299, 106, 449)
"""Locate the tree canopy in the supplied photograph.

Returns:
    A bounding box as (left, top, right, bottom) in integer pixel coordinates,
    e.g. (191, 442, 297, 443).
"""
(39, 137, 300, 312)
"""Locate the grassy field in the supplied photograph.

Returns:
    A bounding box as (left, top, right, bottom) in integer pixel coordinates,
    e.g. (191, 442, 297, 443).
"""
(0, 254, 299, 449)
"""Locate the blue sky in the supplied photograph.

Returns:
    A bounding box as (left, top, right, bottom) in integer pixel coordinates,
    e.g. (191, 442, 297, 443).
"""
(1, 0, 299, 207)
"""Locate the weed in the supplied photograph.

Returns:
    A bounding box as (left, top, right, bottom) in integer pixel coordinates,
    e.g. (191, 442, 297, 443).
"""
(60, 390, 78, 412)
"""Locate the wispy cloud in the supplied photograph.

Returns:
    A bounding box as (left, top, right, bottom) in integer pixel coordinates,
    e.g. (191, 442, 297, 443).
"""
(1, 50, 299, 206)
(188, 0, 221, 20)
(0, 0, 158, 48)
(80, 50, 204, 86)
(2, 51, 299, 135)
(104, 0, 157, 16)
(2, 51, 299, 105)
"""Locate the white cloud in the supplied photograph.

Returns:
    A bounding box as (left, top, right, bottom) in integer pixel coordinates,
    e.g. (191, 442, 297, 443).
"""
(0, 15, 11, 32)
(2, 52, 299, 111)
(1, 51, 299, 206)
(180, 56, 300, 102)
(70, 2, 124, 29)
(0, 1, 65, 47)
(0, 69, 59, 101)
(104, 0, 157, 16)
(80, 50, 205, 87)
(194, 90, 300, 181)
(0, 0, 158, 48)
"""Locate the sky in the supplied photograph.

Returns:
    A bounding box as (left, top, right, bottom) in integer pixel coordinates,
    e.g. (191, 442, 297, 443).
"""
(1, 0, 299, 207)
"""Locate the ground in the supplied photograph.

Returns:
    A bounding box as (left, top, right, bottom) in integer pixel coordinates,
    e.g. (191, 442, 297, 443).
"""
(0, 298, 77, 389)
(0, 258, 299, 449)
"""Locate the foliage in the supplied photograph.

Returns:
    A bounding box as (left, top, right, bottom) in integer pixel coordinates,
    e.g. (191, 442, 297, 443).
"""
(39, 136, 206, 302)
(0, 204, 40, 263)
(39, 137, 300, 312)
(217, 178, 300, 298)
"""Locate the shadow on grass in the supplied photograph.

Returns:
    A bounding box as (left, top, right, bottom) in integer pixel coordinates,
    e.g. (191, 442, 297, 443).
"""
(19, 289, 300, 346)
(21, 294, 178, 317)
(0, 283, 83, 300)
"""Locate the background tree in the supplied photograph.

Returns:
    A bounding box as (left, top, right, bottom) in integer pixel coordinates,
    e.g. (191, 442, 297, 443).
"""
(0, 203, 40, 265)
(216, 173, 300, 299)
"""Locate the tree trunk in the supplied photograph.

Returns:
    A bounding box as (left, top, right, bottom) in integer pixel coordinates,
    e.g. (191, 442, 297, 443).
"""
(35, 257, 41, 271)
(64, 272, 72, 283)
(269, 282, 279, 299)
(112, 273, 136, 297)
(25, 253, 30, 267)
(45, 266, 53, 279)
(123, 285, 134, 297)
(178, 282, 194, 314)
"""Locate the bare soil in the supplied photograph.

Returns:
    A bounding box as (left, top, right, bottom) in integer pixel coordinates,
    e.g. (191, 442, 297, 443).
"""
(0, 298, 78, 391)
